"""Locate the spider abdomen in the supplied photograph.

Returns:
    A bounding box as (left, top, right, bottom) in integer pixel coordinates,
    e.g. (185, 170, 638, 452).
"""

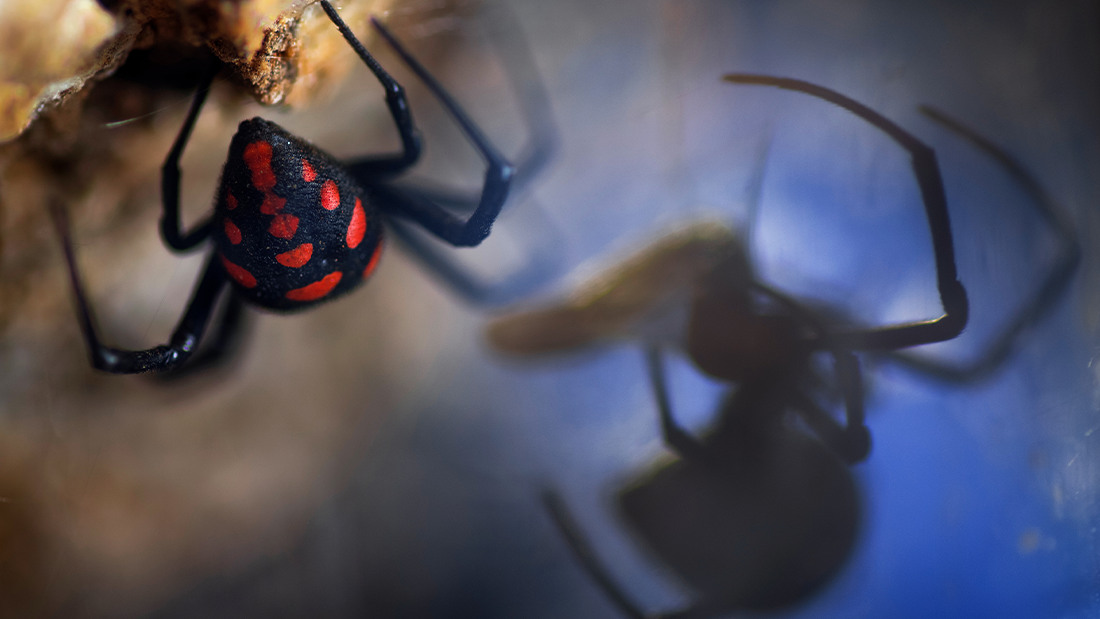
(213, 118, 384, 312)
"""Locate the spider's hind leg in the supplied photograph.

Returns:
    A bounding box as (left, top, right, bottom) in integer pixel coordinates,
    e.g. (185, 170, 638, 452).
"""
(153, 292, 250, 381)
(52, 200, 228, 374)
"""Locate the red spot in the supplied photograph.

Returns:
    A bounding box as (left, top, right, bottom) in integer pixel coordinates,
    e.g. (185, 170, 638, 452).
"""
(268, 213, 299, 239)
(276, 243, 313, 268)
(226, 191, 238, 210)
(286, 271, 342, 302)
(219, 254, 257, 288)
(321, 179, 340, 211)
(363, 239, 384, 279)
(243, 141, 276, 192)
(302, 159, 317, 182)
(260, 193, 286, 216)
(223, 218, 242, 244)
(346, 198, 366, 248)
(243, 140, 301, 240)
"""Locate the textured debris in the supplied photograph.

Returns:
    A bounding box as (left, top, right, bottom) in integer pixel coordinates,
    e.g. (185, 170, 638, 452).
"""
(0, 0, 394, 143)
(0, 0, 126, 142)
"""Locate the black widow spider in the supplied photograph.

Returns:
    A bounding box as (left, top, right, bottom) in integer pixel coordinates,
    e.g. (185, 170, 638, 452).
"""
(52, 0, 553, 374)
(488, 76, 1077, 617)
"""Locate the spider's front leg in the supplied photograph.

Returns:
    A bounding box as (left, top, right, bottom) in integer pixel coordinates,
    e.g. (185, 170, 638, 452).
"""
(645, 346, 711, 463)
(325, 2, 562, 305)
(321, 0, 422, 180)
(160, 60, 220, 252)
(888, 106, 1080, 383)
(322, 2, 514, 247)
(52, 201, 228, 374)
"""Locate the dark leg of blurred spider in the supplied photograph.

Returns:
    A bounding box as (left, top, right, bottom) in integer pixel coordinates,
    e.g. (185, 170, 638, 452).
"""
(645, 346, 712, 464)
(887, 106, 1080, 382)
(788, 350, 869, 464)
(725, 74, 969, 352)
(542, 490, 651, 619)
(647, 342, 870, 467)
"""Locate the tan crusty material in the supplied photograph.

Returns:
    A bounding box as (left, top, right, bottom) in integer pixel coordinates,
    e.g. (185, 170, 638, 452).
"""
(0, 0, 126, 142)
(0, 0, 393, 143)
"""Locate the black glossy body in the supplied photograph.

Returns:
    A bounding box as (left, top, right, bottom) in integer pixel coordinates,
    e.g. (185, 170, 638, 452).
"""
(215, 119, 384, 312)
(618, 379, 859, 613)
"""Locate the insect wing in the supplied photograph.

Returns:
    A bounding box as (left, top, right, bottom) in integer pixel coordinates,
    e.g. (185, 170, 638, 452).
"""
(486, 222, 745, 354)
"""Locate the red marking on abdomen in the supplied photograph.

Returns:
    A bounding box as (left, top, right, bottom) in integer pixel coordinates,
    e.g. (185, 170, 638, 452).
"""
(260, 193, 286, 215)
(286, 271, 342, 302)
(321, 180, 340, 211)
(346, 198, 366, 248)
(268, 213, 299, 239)
(226, 191, 238, 210)
(223, 218, 242, 244)
(244, 141, 290, 227)
(219, 254, 257, 288)
(276, 243, 313, 268)
(243, 141, 276, 192)
(363, 239, 384, 279)
(301, 159, 317, 182)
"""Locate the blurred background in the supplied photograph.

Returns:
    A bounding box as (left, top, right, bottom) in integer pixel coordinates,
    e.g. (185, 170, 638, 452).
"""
(0, 0, 1097, 617)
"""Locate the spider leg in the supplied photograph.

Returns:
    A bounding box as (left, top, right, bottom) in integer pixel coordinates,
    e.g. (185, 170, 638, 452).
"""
(384, 196, 562, 306)
(461, 1, 559, 202)
(160, 60, 220, 252)
(369, 4, 559, 304)
(888, 106, 1080, 383)
(790, 351, 871, 464)
(746, 285, 871, 462)
(52, 200, 228, 374)
(321, 1, 421, 179)
(386, 0, 558, 208)
(364, 17, 515, 247)
(741, 132, 774, 257)
(541, 489, 653, 619)
(724, 75, 969, 351)
(645, 346, 710, 463)
(152, 292, 250, 381)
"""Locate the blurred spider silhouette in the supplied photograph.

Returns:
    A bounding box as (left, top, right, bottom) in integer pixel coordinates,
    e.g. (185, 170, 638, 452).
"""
(487, 76, 1078, 618)
(52, 0, 556, 375)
